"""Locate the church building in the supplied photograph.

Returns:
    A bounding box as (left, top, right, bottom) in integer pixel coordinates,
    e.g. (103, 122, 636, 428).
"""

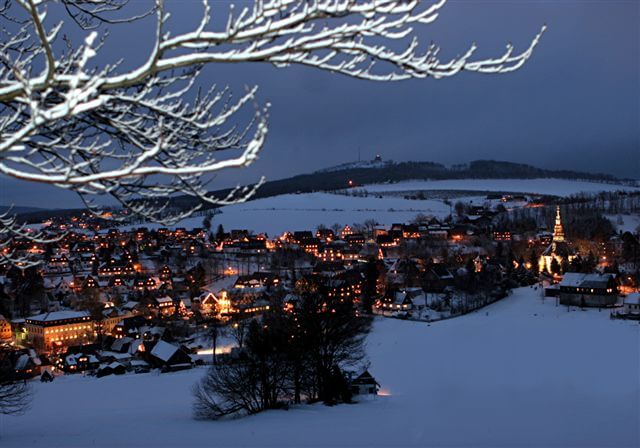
(539, 206, 576, 274)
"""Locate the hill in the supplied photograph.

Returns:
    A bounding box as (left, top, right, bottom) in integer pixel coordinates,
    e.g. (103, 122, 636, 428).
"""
(0, 205, 47, 215)
(201, 159, 631, 204)
(16, 160, 634, 222)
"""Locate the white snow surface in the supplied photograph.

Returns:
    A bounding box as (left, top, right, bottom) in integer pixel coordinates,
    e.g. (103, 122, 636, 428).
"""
(361, 178, 639, 196)
(123, 192, 459, 236)
(4, 287, 639, 447)
(120, 179, 638, 236)
(607, 214, 640, 234)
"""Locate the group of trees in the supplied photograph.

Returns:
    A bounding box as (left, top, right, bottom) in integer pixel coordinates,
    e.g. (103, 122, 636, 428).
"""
(0, 348, 31, 416)
(3, 266, 45, 317)
(193, 282, 371, 419)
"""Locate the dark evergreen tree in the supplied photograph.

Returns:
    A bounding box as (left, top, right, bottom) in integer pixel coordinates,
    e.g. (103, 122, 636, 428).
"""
(215, 224, 225, 241)
(361, 259, 380, 313)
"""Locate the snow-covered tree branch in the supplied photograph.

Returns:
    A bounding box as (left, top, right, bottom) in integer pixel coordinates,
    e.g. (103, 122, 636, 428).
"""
(0, 0, 545, 264)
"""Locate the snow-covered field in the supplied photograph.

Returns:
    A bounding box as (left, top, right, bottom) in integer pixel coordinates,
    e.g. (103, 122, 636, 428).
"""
(607, 214, 640, 234)
(118, 178, 638, 236)
(361, 178, 639, 197)
(4, 287, 638, 448)
(123, 192, 461, 236)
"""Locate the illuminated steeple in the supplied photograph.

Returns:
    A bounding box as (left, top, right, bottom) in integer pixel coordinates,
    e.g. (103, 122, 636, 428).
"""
(553, 205, 565, 243)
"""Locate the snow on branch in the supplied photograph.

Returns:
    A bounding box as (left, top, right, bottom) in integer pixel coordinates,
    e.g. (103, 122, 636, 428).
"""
(0, 0, 545, 244)
(0, 209, 62, 268)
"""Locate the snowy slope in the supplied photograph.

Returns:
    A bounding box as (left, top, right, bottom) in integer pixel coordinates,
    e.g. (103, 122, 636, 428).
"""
(3, 287, 638, 447)
(607, 214, 640, 234)
(123, 192, 463, 236)
(119, 178, 638, 236)
(361, 178, 639, 197)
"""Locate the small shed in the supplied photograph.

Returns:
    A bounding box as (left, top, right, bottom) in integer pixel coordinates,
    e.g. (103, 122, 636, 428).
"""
(350, 370, 380, 396)
(623, 293, 640, 315)
(146, 340, 193, 371)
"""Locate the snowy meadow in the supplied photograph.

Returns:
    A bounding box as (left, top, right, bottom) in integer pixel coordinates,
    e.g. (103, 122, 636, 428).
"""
(122, 178, 640, 236)
(3, 287, 638, 448)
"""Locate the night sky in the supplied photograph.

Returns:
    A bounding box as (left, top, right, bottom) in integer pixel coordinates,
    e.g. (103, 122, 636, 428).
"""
(1, 0, 638, 209)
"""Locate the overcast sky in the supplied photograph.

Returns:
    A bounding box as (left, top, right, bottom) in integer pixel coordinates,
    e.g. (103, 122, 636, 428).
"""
(1, 0, 638, 209)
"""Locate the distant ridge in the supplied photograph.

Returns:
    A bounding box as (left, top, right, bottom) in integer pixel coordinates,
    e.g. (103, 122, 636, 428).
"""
(17, 160, 635, 222)
(209, 159, 632, 202)
(0, 205, 46, 215)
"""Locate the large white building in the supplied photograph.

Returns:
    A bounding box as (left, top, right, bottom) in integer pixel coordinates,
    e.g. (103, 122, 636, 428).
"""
(24, 311, 95, 352)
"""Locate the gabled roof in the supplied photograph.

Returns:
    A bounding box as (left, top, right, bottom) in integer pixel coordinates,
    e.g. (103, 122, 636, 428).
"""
(559, 272, 616, 288)
(149, 340, 179, 362)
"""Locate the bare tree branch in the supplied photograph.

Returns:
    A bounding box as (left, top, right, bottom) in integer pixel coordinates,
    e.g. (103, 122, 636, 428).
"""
(0, 0, 545, 263)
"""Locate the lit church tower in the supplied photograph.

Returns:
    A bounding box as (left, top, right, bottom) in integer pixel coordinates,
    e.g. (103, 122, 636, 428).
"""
(552, 206, 565, 242)
(539, 205, 576, 274)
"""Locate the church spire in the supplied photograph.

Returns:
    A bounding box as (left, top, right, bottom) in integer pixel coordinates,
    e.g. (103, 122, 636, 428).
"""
(553, 205, 565, 242)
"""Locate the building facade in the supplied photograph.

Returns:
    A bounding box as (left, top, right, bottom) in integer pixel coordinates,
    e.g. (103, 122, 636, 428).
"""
(24, 311, 95, 352)
(0, 314, 12, 340)
(559, 273, 618, 307)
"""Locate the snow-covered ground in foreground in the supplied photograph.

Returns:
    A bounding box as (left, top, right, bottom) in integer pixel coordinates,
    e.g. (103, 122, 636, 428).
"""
(3, 287, 638, 448)
(123, 192, 462, 236)
(361, 178, 639, 197)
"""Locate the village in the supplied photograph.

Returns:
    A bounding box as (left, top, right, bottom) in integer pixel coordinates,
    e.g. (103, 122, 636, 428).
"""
(1, 190, 639, 388)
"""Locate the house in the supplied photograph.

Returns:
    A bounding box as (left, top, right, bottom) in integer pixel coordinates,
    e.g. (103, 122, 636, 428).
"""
(233, 272, 279, 290)
(318, 241, 346, 262)
(193, 291, 219, 315)
(316, 228, 334, 241)
(24, 311, 95, 352)
(349, 370, 380, 395)
(293, 231, 313, 242)
(61, 352, 100, 373)
(623, 293, 640, 315)
(0, 314, 11, 340)
(379, 289, 420, 312)
(492, 231, 512, 242)
(96, 361, 126, 377)
(299, 238, 321, 256)
(424, 264, 454, 292)
(113, 315, 147, 339)
(153, 296, 176, 316)
(144, 340, 192, 371)
(559, 273, 618, 307)
(100, 307, 134, 335)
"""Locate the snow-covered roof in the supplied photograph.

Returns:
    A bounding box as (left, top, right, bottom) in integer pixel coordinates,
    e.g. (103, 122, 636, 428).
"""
(559, 273, 615, 288)
(27, 310, 89, 322)
(130, 359, 149, 367)
(111, 337, 133, 352)
(129, 339, 143, 354)
(122, 301, 139, 310)
(15, 354, 30, 370)
(624, 293, 640, 305)
(150, 340, 179, 362)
